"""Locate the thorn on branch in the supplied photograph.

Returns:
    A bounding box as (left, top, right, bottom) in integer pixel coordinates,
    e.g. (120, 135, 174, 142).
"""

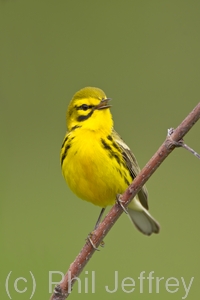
(167, 127, 200, 159)
(181, 143, 200, 159)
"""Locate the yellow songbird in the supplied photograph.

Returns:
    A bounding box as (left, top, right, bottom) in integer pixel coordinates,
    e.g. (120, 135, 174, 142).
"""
(60, 87, 160, 235)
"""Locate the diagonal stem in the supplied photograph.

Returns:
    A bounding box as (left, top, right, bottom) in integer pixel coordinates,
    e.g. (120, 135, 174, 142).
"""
(50, 102, 200, 300)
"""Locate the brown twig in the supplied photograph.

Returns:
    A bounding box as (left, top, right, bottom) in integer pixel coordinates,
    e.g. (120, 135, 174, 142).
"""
(167, 127, 200, 159)
(50, 102, 200, 300)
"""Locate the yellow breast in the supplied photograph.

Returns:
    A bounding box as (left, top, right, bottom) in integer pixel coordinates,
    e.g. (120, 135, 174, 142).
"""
(61, 129, 132, 207)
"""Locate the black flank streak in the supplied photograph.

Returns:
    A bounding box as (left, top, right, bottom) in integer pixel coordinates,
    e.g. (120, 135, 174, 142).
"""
(107, 135, 121, 152)
(61, 144, 71, 165)
(112, 142, 120, 151)
(101, 138, 112, 151)
(107, 135, 113, 141)
(71, 125, 81, 131)
(113, 153, 121, 165)
(61, 136, 68, 148)
(122, 160, 127, 170)
(101, 138, 121, 165)
(123, 176, 130, 186)
(116, 167, 123, 177)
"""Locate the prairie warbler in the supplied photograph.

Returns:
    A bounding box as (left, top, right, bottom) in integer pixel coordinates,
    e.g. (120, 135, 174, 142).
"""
(61, 87, 160, 235)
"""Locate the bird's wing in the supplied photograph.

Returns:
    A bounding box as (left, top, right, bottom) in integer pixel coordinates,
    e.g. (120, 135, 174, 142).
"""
(112, 129, 149, 210)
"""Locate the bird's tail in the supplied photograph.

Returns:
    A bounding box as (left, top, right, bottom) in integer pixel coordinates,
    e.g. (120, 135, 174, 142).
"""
(127, 197, 160, 235)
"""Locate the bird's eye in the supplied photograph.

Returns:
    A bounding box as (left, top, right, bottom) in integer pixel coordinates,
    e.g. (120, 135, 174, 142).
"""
(81, 104, 89, 111)
(76, 104, 94, 111)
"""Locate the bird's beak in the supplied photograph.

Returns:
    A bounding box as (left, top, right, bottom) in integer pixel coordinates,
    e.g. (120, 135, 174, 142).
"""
(96, 98, 112, 110)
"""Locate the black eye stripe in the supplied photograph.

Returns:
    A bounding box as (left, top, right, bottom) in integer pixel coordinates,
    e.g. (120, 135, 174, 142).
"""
(76, 104, 94, 111)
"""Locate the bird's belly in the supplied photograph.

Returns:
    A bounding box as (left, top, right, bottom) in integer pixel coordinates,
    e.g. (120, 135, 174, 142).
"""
(62, 137, 131, 207)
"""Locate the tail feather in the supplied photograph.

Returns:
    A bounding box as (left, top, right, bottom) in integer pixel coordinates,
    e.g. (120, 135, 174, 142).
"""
(127, 198, 160, 236)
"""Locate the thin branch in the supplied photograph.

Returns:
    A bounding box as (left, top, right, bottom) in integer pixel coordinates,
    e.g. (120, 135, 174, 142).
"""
(50, 102, 200, 300)
(167, 127, 200, 159)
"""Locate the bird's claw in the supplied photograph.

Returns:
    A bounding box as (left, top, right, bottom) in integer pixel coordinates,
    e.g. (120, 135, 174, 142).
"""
(86, 232, 100, 251)
(116, 194, 128, 214)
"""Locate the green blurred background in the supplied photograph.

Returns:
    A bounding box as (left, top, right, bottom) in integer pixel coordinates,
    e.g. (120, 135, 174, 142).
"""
(1, 1, 200, 299)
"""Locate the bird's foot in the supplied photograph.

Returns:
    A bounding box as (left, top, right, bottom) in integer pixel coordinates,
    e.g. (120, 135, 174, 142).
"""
(86, 232, 105, 251)
(116, 194, 128, 214)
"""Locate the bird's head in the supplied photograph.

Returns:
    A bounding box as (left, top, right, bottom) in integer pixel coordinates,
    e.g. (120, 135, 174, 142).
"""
(66, 87, 113, 131)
